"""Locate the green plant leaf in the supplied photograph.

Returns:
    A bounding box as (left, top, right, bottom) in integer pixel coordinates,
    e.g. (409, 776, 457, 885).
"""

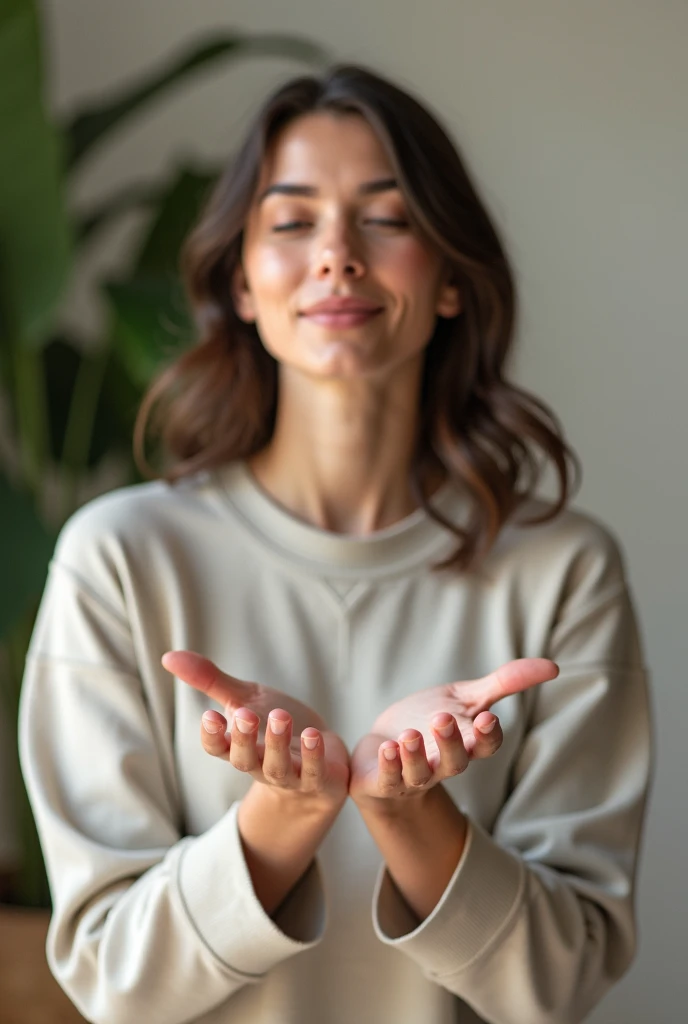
(41, 335, 122, 469)
(0, 473, 55, 641)
(99, 347, 144, 459)
(133, 165, 218, 276)
(65, 32, 328, 170)
(102, 166, 217, 390)
(105, 276, 192, 389)
(0, 0, 72, 348)
(76, 181, 163, 245)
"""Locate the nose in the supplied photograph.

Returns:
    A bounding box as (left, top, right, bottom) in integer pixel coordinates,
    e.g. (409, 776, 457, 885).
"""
(312, 221, 366, 282)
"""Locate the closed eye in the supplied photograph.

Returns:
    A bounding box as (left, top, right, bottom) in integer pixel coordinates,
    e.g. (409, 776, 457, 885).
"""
(272, 219, 408, 232)
(271, 221, 310, 232)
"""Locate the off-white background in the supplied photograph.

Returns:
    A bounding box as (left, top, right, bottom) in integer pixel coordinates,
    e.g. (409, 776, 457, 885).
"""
(40, 1, 687, 1020)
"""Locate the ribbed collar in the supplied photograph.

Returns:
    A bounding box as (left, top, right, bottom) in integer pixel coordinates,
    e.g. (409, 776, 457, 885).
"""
(211, 460, 471, 580)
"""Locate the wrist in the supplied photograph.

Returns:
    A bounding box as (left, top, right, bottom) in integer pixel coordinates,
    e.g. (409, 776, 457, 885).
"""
(354, 781, 452, 822)
(355, 786, 469, 922)
(237, 782, 343, 918)
(243, 779, 345, 827)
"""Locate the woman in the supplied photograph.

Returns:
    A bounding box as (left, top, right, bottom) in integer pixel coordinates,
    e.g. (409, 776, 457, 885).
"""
(19, 64, 651, 1024)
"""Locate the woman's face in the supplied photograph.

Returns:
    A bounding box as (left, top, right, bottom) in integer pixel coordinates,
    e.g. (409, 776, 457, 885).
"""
(233, 111, 461, 380)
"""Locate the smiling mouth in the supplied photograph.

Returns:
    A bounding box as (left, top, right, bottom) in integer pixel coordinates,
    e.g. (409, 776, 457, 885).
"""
(300, 309, 383, 328)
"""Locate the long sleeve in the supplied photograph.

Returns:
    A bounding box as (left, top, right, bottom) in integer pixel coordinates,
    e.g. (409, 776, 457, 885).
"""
(373, 522, 653, 1024)
(18, 514, 325, 1024)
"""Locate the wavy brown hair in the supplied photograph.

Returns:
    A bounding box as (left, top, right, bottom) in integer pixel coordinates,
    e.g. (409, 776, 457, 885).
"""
(134, 63, 581, 573)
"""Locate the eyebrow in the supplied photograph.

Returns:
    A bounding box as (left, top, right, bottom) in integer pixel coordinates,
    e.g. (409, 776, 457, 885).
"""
(257, 177, 399, 204)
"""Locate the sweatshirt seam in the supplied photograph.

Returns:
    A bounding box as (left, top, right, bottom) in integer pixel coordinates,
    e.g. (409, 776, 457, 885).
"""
(313, 579, 353, 616)
(317, 579, 370, 613)
(549, 661, 648, 676)
(23, 651, 141, 679)
(174, 839, 267, 981)
(548, 580, 631, 648)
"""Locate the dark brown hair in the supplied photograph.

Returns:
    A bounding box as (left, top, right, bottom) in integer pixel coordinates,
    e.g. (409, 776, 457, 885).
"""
(134, 63, 580, 572)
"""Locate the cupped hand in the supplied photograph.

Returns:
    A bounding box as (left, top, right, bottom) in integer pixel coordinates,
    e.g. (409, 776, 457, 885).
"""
(161, 650, 349, 803)
(350, 658, 559, 805)
(349, 712, 474, 805)
(162, 650, 328, 737)
(372, 657, 559, 765)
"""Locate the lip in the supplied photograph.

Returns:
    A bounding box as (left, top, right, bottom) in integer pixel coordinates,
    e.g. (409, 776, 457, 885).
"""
(300, 296, 383, 316)
(301, 309, 382, 328)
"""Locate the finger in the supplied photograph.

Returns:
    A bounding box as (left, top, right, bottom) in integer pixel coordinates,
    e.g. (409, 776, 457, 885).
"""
(377, 741, 403, 795)
(457, 657, 560, 714)
(431, 713, 469, 776)
(262, 709, 296, 786)
(398, 730, 433, 789)
(299, 728, 326, 792)
(468, 711, 504, 759)
(161, 650, 255, 709)
(228, 707, 261, 774)
(201, 710, 231, 759)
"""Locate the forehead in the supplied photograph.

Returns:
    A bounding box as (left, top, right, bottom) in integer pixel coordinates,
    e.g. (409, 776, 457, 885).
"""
(256, 112, 394, 193)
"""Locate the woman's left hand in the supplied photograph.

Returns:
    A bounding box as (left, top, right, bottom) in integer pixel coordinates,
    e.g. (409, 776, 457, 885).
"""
(349, 657, 559, 804)
(349, 718, 472, 805)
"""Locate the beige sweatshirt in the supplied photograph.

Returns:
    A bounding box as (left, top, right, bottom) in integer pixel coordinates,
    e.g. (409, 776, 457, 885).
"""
(19, 460, 652, 1024)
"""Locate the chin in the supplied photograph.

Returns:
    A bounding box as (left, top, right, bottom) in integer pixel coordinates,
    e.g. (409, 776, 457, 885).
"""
(305, 358, 379, 380)
(301, 339, 383, 378)
(270, 338, 421, 382)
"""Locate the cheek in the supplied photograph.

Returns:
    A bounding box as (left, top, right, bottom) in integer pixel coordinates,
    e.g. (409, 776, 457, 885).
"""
(384, 241, 444, 324)
(243, 247, 302, 356)
(247, 245, 303, 297)
(385, 239, 440, 291)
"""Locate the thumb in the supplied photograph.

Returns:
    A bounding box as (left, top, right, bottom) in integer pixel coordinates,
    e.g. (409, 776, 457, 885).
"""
(161, 650, 254, 708)
(459, 657, 559, 713)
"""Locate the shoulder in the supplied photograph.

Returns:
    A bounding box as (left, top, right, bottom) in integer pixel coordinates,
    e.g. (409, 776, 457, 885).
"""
(53, 471, 217, 584)
(508, 496, 625, 567)
(487, 496, 631, 607)
(471, 497, 645, 667)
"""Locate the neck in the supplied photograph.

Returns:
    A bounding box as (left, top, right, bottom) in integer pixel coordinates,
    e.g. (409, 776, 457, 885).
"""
(248, 360, 438, 535)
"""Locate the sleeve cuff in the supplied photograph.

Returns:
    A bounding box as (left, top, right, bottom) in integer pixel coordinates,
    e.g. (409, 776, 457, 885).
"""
(373, 817, 525, 977)
(177, 800, 326, 976)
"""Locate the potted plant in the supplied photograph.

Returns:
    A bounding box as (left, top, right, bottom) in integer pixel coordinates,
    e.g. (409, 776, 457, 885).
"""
(0, 1, 328, 1015)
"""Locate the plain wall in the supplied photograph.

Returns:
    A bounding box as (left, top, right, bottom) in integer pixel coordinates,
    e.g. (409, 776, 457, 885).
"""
(42, 1, 687, 1020)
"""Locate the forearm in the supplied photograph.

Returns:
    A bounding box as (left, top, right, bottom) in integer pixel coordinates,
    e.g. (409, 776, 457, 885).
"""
(355, 785, 468, 922)
(238, 781, 344, 916)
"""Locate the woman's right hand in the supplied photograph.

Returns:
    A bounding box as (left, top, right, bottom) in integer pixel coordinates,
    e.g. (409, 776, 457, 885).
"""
(162, 650, 348, 915)
(161, 650, 350, 805)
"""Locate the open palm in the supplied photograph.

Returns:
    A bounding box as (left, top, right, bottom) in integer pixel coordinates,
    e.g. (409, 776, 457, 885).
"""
(161, 650, 329, 752)
(372, 657, 559, 761)
(162, 651, 349, 801)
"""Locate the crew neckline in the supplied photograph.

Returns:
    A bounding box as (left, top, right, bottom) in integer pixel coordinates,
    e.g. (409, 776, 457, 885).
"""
(210, 460, 472, 579)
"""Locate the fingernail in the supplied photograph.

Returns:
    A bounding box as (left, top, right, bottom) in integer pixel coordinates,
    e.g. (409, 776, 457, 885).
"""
(479, 717, 496, 733)
(402, 737, 420, 752)
(202, 714, 222, 735)
(302, 734, 319, 750)
(382, 746, 398, 761)
(234, 715, 254, 734)
(269, 715, 288, 735)
(435, 720, 454, 739)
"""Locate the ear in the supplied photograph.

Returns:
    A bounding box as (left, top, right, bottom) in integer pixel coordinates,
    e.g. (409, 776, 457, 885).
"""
(435, 272, 462, 319)
(231, 262, 257, 323)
